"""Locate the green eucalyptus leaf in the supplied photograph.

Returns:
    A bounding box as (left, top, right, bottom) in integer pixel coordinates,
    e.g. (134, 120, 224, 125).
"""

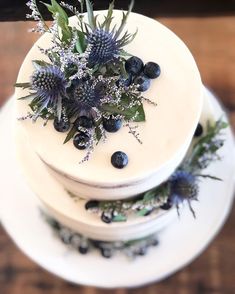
(14, 82, 31, 89)
(85, 0, 96, 30)
(75, 31, 87, 53)
(50, 0, 68, 22)
(101, 101, 145, 122)
(94, 120, 103, 143)
(43, 0, 72, 43)
(133, 104, 146, 122)
(63, 124, 77, 144)
(32, 60, 51, 70)
(136, 208, 150, 216)
(112, 214, 127, 222)
(143, 190, 156, 202)
(119, 61, 128, 79)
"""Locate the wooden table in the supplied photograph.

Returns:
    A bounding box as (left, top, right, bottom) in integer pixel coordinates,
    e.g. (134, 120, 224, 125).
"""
(0, 17, 235, 294)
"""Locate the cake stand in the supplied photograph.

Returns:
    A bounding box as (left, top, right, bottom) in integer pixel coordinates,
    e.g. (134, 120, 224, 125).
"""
(0, 88, 234, 288)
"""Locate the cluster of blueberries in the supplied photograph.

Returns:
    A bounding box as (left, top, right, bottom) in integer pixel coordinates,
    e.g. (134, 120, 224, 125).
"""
(53, 56, 161, 169)
(54, 113, 128, 168)
(49, 217, 158, 258)
(124, 56, 161, 91)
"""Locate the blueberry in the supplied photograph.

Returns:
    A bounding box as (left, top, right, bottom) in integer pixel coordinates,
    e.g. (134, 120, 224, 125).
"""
(125, 56, 144, 76)
(85, 200, 99, 210)
(111, 151, 128, 169)
(78, 245, 89, 254)
(59, 228, 71, 244)
(76, 116, 93, 129)
(53, 118, 70, 132)
(144, 62, 161, 79)
(150, 238, 159, 247)
(136, 246, 147, 256)
(160, 199, 173, 210)
(79, 238, 89, 254)
(70, 234, 81, 248)
(134, 74, 151, 92)
(116, 75, 133, 87)
(100, 247, 113, 258)
(50, 220, 61, 231)
(92, 240, 102, 248)
(101, 211, 113, 224)
(73, 132, 90, 150)
(194, 123, 203, 137)
(103, 116, 122, 133)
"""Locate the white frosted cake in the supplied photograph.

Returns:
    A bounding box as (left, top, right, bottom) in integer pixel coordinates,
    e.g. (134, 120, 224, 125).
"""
(14, 1, 226, 258)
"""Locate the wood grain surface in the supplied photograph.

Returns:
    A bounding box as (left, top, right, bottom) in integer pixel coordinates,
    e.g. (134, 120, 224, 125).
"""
(0, 17, 235, 294)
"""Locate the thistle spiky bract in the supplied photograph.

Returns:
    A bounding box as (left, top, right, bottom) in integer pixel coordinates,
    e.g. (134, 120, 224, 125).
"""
(84, 0, 136, 65)
(87, 29, 120, 65)
(17, 64, 66, 121)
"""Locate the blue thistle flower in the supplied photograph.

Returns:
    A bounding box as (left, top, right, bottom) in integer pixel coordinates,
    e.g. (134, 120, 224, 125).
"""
(169, 170, 198, 217)
(67, 79, 105, 118)
(31, 65, 66, 120)
(84, 0, 136, 65)
(87, 29, 120, 65)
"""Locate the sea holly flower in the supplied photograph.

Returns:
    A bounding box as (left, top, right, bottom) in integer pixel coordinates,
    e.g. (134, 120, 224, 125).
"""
(16, 64, 67, 121)
(87, 29, 120, 65)
(169, 170, 199, 217)
(30, 65, 67, 120)
(84, 0, 137, 65)
(66, 78, 106, 119)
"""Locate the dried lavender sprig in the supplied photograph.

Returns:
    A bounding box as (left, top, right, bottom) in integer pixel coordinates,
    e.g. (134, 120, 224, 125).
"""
(26, 0, 49, 33)
(126, 123, 143, 144)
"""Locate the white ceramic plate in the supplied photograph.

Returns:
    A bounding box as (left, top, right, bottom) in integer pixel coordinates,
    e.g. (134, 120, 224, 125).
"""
(0, 88, 234, 288)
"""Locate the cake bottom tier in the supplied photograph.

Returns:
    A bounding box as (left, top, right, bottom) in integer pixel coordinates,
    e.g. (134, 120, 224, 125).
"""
(42, 210, 160, 259)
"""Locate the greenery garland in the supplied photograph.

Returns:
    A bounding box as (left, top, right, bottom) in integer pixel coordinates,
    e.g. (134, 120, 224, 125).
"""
(81, 119, 228, 223)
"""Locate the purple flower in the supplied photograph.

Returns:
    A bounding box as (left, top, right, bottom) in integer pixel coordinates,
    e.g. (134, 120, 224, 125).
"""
(31, 65, 66, 119)
(87, 29, 120, 65)
(67, 78, 105, 119)
(169, 170, 198, 217)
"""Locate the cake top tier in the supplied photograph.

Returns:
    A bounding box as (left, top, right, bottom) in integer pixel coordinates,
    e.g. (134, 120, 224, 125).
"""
(16, 10, 203, 188)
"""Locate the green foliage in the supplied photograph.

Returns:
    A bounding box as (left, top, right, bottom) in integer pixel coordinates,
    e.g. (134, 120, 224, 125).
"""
(75, 30, 87, 53)
(43, 0, 72, 43)
(32, 60, 51, 69)
(183, 118, 228, 172)
(85, 119, 228, 222)
(14, 82, 31, 89)
(63, 123, 77, 144)
(85, 0, 96, 30)
(101, 97, 145, 122)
